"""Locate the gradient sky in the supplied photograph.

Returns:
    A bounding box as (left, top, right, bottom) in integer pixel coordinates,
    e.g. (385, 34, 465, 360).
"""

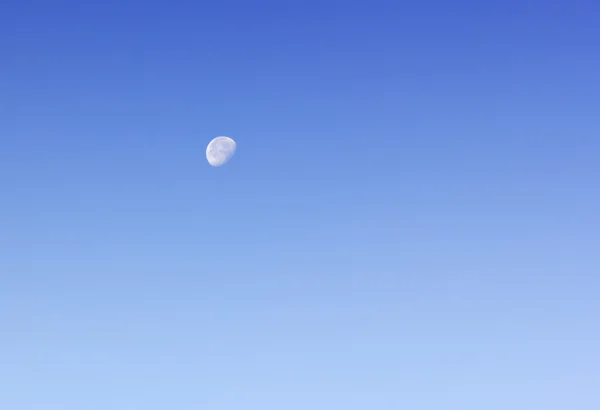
(1, 1, 599, 409)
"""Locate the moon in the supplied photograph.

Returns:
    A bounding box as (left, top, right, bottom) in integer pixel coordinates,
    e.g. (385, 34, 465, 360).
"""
(206, 136, 236, 167)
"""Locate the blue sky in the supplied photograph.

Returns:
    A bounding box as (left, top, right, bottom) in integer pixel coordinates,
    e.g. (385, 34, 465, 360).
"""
(1, 1, 599, 409)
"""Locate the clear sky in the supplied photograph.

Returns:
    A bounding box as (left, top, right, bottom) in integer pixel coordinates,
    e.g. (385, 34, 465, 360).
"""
(1, 1, 599, 409)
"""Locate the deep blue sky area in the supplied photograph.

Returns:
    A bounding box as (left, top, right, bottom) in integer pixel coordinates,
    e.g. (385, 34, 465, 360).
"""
(1, 1, 599, 409)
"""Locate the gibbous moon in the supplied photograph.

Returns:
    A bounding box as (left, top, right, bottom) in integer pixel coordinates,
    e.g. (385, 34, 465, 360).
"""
(206, 136, 236, 167)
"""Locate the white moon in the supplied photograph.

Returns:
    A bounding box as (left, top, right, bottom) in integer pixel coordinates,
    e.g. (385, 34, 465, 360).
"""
(206, 136, 236, 167)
